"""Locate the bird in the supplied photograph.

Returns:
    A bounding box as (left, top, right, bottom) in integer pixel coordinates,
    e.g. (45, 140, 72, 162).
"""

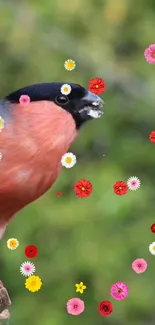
(0, 82, 104, 239)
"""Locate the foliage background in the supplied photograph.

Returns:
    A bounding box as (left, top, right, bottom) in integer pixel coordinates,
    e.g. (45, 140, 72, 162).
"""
(0, 0, 155, 324)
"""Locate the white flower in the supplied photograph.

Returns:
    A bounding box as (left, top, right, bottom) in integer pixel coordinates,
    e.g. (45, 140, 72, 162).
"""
(20, 261, 36, 277)
(64, 59, 76, 71)
(149, 242, 155, 255)
(127, 176, 141, 191)
(7, 238, 19, 250)
(60, 84, 71, 95)
(61, 152, 77, 168)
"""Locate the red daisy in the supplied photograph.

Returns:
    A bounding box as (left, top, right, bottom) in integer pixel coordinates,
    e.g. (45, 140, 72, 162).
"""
(98, 301, 113, 316)
(151, 223, 155, 233)
(56, 192, 61, 196)
(149, 130, 155, 143)
(25, 245, 38, 258)
(113, 180, 128, 196)
(88, 78, 106, 95)
(74, 179, 93, 198)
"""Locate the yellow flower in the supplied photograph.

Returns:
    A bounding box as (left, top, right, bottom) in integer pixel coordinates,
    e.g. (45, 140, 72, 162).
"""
(64, 59, 76, 71)
(75, 281, 87, 294)
(0, 116, 4, 131)
(25, 275, 42, 292)
(7, 238, 19, 250)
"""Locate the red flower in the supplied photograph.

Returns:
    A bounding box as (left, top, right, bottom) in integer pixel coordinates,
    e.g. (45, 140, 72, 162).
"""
(88, 78, 106, 95)
(74, 179, 93, 198)
(25, 245, 38, 258)
(151, 223, 155, 233)
(56, 192, 61, 196)
(149, 130, 155, 143)
(98, 301, 113, 316)
(113, 180, 128, 196)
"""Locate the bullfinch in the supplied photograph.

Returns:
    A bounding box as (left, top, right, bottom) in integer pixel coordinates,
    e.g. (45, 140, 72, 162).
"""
(0, 82, 104, 239)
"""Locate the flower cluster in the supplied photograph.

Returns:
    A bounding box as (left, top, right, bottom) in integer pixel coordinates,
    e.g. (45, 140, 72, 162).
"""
(113, 176, 141, 195)
(7, 239, 42, 292)
(66, 280, 129, 316)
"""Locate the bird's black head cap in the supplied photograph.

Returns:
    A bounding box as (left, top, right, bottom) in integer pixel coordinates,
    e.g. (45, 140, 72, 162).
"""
(5, 82, 104, 129)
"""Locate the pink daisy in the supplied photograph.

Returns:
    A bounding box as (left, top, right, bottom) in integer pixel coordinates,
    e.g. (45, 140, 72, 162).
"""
(110, 281, 128, 300)
(19, 95, 30, 106)
(144, 44, 155, 64)
(132, 258, 147, 274)
(127, 176, 141, 191)
(20, 261, 35, 277)
(66, 297, 85, 315)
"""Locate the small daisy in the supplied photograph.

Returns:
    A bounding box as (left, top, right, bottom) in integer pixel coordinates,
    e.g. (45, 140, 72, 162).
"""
(64, 59, 76, 71)
(61, 152, 77, 168)
(7, 238, 19, 250)
(149, 242, 155, 255)
(127, 176, 141, 191)
(0, 116, 5, 131)
(19, 95, 30, 106)
(20, 261, 36, 277)
(60, 84, 72, 95)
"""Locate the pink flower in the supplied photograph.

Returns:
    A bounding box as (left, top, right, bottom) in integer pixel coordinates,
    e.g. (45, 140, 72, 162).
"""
(66, 297, 85, 315)
(19, 95, 30, 106)
(144, 44, 155, 64)
(127, 176, 141, 191)
(110, 281, 128, 300)
(132, 258, 147, 274)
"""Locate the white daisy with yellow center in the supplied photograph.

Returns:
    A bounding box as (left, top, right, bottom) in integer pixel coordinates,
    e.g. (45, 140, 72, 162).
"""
(149, 242, 155, 255)
(60, 84, 71, 95)
(61, 152, 77, 168)
(0, 116, 5, 131)
(64, 59, 76, 71)
(7, 238, 19, 250)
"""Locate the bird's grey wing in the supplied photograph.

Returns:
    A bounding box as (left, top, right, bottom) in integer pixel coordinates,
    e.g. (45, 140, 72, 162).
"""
(0, 288, 11, 314)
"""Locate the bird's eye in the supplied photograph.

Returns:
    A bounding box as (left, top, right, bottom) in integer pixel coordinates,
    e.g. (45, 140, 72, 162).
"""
(55, 95, 69, 105)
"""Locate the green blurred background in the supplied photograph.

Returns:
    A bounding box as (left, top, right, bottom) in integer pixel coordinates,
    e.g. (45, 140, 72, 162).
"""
(1, 0, 155, 324)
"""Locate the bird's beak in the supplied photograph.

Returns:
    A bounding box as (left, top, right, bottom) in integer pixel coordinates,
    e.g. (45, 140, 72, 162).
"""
(80, 91, 104, 119)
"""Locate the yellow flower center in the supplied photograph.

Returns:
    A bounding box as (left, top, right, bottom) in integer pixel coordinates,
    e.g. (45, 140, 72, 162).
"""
(119, 186, 122, 189)
(66, 61, 74, 69)
(65, 157, 72, 164)
(152, 245, 155, 251)
(63, 87, 69, 92)
(152, 52, 155, 57)
(10, 241, 16, 247)
(95, 85, 99, 88)
(81, 187, 85, 191)
(31, 281, 36, 286)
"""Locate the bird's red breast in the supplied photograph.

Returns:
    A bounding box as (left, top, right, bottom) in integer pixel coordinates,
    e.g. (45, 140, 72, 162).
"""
(0, 100, 77, 226)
